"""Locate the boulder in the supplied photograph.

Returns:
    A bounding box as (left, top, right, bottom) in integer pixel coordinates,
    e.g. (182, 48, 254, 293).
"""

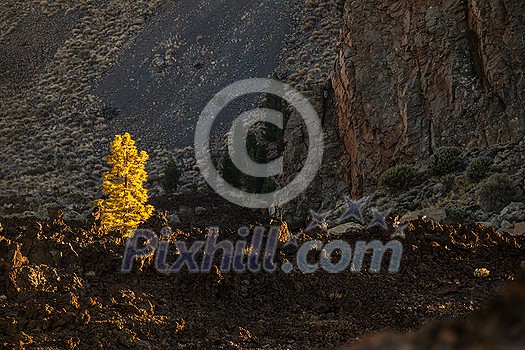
(511, 222, 525, 236)
(328, 222, 364, 237)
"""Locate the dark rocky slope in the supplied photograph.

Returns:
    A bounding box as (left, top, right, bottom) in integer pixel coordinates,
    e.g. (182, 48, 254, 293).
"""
(1, 194, 524, 348)
(339, 266, 525, 349)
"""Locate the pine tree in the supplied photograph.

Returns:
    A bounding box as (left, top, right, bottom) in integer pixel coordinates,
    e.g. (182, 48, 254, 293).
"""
(95, 133, 154, 236)
(244, 133, 269, 193)
(161, 160, 181, 193)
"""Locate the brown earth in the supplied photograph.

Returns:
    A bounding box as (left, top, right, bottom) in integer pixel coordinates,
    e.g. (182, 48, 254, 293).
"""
(1, 192, 524, 349)
(339, 269, 525, 350)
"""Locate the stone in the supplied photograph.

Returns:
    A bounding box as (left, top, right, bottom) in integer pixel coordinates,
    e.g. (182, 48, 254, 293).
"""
(511, 222, 525, 236)
(135, 340, 152, 349)
(328, 222, 364, 237)
(501, 220, 513, 231)
(194, 207, 207, 216)
(167, 213, 181, 225)
(477, 222, 493, 229)
(422, 208, 447, 223)
(0, 237, 28, 270)
(473, 268, 490, 278)
(399, 211, 423, 224)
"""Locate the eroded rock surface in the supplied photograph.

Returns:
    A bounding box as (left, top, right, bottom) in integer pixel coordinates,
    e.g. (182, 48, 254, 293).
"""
(332, 0, 525, 196)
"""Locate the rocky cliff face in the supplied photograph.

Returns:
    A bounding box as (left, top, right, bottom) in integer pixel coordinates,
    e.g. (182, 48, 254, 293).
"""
(280, 81, 351, 224)
(332, 0, 525, 196)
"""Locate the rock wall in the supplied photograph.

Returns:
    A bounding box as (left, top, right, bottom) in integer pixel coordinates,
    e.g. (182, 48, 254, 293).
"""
(280, 80, 351, 225)
(332, 0, 525, 196)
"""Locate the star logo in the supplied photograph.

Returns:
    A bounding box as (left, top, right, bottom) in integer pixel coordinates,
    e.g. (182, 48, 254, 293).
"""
(366, 208, 391, 231)
(391, 221, 408, 239)
(306, 209, 331, 232)
(160, 226, 173, 238)
(338, 195, 369, 224)
(283, 231, 303, 248)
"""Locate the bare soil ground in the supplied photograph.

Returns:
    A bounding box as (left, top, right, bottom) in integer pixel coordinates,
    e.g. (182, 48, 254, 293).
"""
(338, 271, 525, 350)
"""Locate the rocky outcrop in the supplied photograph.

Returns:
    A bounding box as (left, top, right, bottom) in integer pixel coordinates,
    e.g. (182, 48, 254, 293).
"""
(333, 0, 525, 196)
(280, 80, 351, 225)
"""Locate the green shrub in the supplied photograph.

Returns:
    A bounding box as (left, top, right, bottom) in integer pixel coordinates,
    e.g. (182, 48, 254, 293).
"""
(428, 146, 465, 175)
(262, 93, 291, 154)
(444, 206, 474, 223)
(477, 173, 515, 212)
(338, 0, 347, 15)
(161, 161, 181, 194)
(244, 133, 271, 193)
(378, 164, 418, 191)
(441, 173, 456, 190)
(467, 156, 492, 182)
(24, 166, 48, 176)
(221, 136, 276, 193)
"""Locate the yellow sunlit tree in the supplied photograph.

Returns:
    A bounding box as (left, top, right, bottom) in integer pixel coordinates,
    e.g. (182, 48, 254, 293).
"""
(95, 133, 154, 236)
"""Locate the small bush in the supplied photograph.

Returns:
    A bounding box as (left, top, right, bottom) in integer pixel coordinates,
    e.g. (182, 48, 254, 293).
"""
(378, 164, 418, 191)
(23, 166, 48, 176)
(441, 173, 456, 190)
(262, 93, 291, 154)
(161, 161, 181, 194)
(338, 0, 347, 15)
(444, 206, 474, 223)
(467, 156, 492, 182)
(428, 146, 464, 175)
(244, 133, 271, 193)
(477, 173, 515, 212)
